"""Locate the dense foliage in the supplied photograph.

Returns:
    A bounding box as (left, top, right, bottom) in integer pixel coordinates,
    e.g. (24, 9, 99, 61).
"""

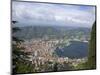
(12, 21, 34, 74)
(87, 21, 96, 69)
(76, 21, 96, 69)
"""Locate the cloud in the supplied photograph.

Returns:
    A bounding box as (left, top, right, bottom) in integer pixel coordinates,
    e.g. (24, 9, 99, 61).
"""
(12, 1, 95, 27)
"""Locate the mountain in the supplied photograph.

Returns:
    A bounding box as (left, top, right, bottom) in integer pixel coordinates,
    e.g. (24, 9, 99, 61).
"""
(14, 26, 91, 40)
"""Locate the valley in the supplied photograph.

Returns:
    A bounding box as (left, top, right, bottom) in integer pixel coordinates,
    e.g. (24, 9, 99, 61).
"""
(14, 26, 91, 72)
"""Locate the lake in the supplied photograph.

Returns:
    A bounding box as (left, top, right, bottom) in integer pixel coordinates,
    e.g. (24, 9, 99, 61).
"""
(55, 41, 88, 58)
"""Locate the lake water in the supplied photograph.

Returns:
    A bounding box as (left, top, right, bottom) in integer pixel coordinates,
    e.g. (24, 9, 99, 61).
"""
(55, 41, 88, 58)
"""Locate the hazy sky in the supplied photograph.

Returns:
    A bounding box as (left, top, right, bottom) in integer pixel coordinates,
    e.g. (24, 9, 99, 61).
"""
(12, 1, 95, 27)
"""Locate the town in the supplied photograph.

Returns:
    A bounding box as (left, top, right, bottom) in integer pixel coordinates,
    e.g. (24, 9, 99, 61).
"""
(18, 38, 88, 72)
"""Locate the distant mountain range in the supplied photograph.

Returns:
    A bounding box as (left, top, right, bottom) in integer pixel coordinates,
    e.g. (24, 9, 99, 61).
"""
(14, 26, 91, 40)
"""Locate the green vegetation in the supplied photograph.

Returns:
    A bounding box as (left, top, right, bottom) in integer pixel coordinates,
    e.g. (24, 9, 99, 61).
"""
(12, 21, 34, 74)
(15, 26, 90, 40)
(87, 21, 96, 69)
(53, 62, 58, 72)
(76, 21, 96, 69)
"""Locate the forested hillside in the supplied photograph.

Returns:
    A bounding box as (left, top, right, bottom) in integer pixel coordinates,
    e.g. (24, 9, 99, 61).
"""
(88, 21, 96, 69)
(76, 21, 96, 69)
(14, 26, 91, 40)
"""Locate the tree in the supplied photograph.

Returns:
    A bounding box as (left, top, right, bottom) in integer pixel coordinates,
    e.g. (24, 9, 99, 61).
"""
(53, 62, 58, 72)
(75, 21, 96, 70)
(12, 21, 34, 74)
(87, 21, 96, 69)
